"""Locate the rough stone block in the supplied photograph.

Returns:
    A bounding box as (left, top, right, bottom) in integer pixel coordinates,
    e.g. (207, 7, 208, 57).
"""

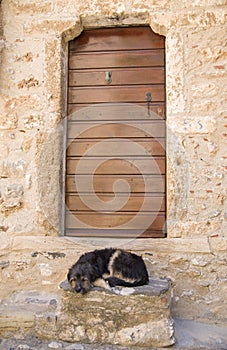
(0, 183, 24, 213)
(0, 280, 174, 347)
(34, 278, 175, 348)
(0, 291, 60, 338)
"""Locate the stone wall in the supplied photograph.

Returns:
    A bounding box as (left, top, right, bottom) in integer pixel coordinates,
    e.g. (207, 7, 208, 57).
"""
(0, 0, 226, 325)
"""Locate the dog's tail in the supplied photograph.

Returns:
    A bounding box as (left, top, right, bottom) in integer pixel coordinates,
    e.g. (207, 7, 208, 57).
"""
(106, 276, 149, 288)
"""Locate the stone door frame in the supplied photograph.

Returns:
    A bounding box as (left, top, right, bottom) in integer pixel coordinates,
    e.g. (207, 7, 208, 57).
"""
(39, 16, 187, 238)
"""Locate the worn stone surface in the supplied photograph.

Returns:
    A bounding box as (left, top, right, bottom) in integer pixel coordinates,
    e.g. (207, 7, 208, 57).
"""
(0, 281, 174, 348)
(60, 277, 170, 296)
(0, 291, 60, 338)
(36, 280, 174, 347)
(0, 236, 227, 324)
(0, 318, 227, 350)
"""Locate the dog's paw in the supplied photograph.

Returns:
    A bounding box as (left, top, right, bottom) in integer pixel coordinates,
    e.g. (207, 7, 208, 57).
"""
(106, 280, 114, 288)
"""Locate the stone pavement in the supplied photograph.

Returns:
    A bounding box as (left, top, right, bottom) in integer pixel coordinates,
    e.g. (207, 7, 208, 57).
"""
(0, 319, 227, 350)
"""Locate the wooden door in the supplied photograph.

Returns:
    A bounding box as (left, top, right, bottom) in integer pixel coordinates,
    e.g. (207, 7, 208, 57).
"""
(66, 27, 166, 238)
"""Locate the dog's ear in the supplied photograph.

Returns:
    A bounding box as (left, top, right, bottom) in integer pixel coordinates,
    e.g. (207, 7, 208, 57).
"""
(67, 269, 72, 282)
(69, 278, 76, 289)
(67, 269, 75, 283)
(67, 270, 76, 289)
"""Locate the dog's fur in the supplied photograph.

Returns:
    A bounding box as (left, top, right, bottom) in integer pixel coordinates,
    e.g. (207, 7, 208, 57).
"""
(67, 248, 149, 294)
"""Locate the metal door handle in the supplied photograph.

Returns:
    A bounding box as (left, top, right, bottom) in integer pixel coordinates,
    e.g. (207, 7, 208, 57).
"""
(146, 92, 152, 103)
(105, 71, 112, 84)
(146, 92, 152, 116)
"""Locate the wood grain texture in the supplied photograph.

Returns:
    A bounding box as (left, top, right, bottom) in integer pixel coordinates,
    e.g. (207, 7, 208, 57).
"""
(67, 139, 165, 157)
(69, 50, 164, 69)
(65, 211, 165, 230)
(66, 26, 166, 238)
(67, 121, 165, 139)
(68, 85, 165, 104)
(67, 103, 165, 119)
(66, 194, 165, 212)
(66, 157, 165, 175)
(69, 27, 165, 52)
(66, 174, 165, 193)
(69, 67, 165, 86)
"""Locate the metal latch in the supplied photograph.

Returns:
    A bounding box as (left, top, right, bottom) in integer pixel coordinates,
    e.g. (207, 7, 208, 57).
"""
(146, 92, 152, 117)
(105, 71, 112, 84)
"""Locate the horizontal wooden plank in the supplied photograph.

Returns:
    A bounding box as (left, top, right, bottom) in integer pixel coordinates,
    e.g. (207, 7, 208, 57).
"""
(68, 67, 165, 86)
(66, 157, 165, 175)
(67, 139, 165, 157)
(68, 85, 164, 104)
(65, 228, 165, 238)
(69, 27, 165, 52)
(67, 102, 166, 119)
(67, 121, 165, 139)
(65, 211, 165, 230)
(66, 174, 165, 193)
(66, 193, 165, 212)
(69, 50, 164, 69)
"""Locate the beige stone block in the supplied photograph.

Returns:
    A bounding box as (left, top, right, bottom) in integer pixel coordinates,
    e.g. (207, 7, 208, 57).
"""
(171, 0, 227, 9)
(0, 307, 35, 335)
(0, 114, 18, 130)
(0, 144, 9, 158)
(191, 83, 219, 99)
(183, 25, 226, 113)
(44, 38, 62, 115)
(24, 20, 80, 35)
(0, 290, 60, 337)
(169, 256, 190, 270)
(124, 237, 211, 253)
(166, 30, 185, 114)
(55, 0, 78, 13)
(0, 183, 24, 214)
(115, 319, 174, 348)
(170, 9, 226, 28)
(0, 232, 11, 251)
(168, 116, 217, 134)
(9, 0, 52, 14)
(169, 220, 222, 238)
(0, 95, 18, 129)
(11, 236, 83, 252)
(0, 95, 43, 132)
(0, 160, 27, 178)
(153, 13, 172, 34)
(55, 0, 171, 15)
(209, 237, 227, 253)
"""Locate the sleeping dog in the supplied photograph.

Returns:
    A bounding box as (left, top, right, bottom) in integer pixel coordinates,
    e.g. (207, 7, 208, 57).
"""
(67, 248, 149, 294)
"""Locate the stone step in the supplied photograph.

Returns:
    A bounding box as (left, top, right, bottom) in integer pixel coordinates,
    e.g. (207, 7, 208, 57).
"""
(0, 278, 175, 348)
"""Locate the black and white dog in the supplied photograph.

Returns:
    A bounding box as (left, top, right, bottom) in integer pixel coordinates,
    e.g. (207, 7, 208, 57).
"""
(67, 248, 149, 294)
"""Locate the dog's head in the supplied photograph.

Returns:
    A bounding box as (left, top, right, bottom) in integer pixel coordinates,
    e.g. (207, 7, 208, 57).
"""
(67, 262, 95, 294)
